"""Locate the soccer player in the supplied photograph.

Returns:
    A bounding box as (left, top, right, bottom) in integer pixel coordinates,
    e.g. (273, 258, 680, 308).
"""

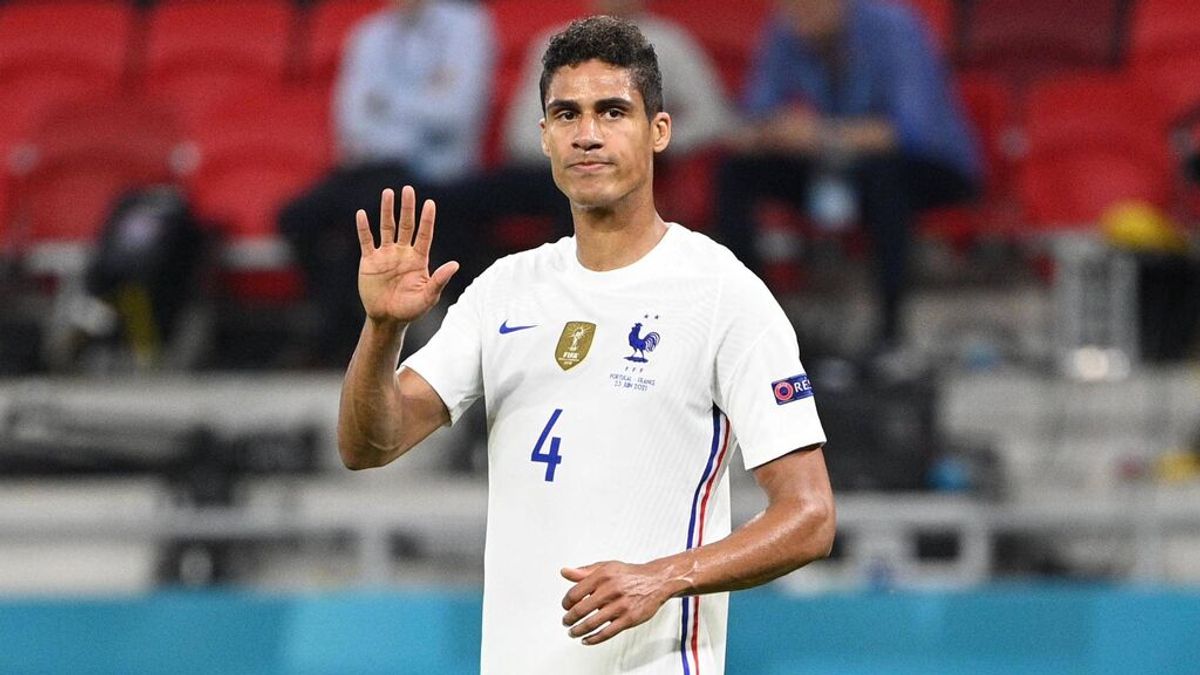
(338, 16, 835, 675)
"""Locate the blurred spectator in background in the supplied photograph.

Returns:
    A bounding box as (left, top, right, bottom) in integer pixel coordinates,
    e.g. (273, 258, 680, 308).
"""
(715, 0, 980, 352)
(278, 0, 494, 364)
(435, 0, 735, 285)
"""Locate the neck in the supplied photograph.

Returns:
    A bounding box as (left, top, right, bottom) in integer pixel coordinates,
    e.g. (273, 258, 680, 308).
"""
(572, 189, 667, 272)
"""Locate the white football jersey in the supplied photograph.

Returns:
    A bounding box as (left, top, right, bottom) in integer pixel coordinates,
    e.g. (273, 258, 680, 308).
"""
(403, 223, 825, 675)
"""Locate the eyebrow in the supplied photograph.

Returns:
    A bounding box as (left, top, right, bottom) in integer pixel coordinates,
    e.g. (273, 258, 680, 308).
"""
(593, 97, 635, 110)
(545, 96, 636, 114)
(545, 99, 581, 114)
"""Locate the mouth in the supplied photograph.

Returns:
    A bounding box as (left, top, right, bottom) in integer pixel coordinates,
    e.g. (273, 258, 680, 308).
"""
(568, 160, 613, 172)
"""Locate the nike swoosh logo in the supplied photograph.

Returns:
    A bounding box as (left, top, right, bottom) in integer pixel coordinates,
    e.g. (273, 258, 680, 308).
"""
(499, 321, 538, 335)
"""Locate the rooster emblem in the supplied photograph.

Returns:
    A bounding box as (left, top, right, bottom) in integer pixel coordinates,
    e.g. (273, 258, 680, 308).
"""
(625, 322, 660, 362)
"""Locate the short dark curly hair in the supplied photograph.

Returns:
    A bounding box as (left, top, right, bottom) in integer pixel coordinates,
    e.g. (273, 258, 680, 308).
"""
(538, 15, 663, 119)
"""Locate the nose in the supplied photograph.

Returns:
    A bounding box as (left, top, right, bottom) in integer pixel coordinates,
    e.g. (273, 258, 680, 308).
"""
(572, 114, 603, 152)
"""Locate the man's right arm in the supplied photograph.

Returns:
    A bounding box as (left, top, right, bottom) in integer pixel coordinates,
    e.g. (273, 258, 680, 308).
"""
(336, 186, 460, 470)
(337, 319, 449, 470)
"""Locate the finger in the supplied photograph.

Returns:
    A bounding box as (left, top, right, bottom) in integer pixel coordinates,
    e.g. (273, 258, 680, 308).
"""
(569, 604, 620, 639)
(413, 198, 436, 258)
(562, 585, 613, 627)
(355, 209, 375, 255)
(582, 617, 630, 646)
(397, 185, 416, 246)
(562, 572, 603, 611)
(560, 567, 591, 583)
(380, 188, 396, 245)
(427, 261, 460, 298)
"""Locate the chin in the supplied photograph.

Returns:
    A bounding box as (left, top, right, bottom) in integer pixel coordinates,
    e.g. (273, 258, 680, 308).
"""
(565, 186, 617, 210)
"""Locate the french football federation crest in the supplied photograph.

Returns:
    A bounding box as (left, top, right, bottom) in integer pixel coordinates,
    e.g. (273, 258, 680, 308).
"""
(555, 321, 596, 370)
(625, 320, 660, 363)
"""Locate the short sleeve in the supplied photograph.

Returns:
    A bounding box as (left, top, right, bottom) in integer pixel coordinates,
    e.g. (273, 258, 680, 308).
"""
(712, 268, 826, 470)
(400, 275, 486, 425)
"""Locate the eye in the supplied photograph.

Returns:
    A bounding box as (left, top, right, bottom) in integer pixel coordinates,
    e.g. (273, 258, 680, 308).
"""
(555, 110, 578, 121)
(602, 108, 626, 119)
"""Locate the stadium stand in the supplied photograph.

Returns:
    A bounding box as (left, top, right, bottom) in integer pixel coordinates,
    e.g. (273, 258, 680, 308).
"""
(1019, 151, 1173, 228)
(1128, 0, 1200, 69)
(957, 0, 1123, 83)
(1129, 0, 1200, 129)
(141, 0, 297, 125)
(186, 87, 332, 239)
(1137, 55, 1200, 127)
(0, 0, 135, 241)
(1023, 74, 1170, 155)
(1017, 74, 1172, 227)
(184, 86, 332, 302)
(0, 0, 134, 95)
(7, 97, 182, 247)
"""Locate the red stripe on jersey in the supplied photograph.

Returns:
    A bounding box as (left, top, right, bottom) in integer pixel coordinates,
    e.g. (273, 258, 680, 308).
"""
(696, 416, 732, 548)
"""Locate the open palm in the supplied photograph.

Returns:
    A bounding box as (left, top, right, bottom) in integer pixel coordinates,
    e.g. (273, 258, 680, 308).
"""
(356, 186, 459, 325)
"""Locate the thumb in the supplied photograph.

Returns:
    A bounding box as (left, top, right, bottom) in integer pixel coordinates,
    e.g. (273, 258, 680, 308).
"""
(560, 564, 596, 582)
(428, 260, 460, 294)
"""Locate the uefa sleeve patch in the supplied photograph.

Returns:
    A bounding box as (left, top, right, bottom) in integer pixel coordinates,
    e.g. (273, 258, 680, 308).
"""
(771, 373, 814, 405)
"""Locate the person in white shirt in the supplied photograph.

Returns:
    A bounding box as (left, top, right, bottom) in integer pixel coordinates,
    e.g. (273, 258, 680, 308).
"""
(279, 0, 494, 364)
(338, 16, 834, 675)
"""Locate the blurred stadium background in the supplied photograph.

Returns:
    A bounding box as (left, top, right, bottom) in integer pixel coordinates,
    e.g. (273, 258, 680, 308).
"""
(2, 0, 1200, 672)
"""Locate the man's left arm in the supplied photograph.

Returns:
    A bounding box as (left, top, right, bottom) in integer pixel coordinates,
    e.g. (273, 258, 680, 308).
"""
(560, 443, 835, 645)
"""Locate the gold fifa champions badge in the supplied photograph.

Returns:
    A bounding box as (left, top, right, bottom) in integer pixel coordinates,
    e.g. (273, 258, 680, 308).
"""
(555, 321, 596, 371)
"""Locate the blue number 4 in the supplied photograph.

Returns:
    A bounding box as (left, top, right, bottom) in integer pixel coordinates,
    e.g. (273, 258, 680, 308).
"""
(531, 408, 564, 482)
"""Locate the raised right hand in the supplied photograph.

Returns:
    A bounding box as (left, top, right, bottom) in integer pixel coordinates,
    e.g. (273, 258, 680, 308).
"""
(356, 186, 459, 326)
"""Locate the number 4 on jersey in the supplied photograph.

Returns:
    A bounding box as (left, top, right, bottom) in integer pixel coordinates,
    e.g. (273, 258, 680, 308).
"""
(531, 408, 564, 482)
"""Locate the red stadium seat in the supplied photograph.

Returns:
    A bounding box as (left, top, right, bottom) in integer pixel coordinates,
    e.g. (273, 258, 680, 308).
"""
(1133, 55, 1200, 130)
(0, 0, 133, 96)
(8, 98, 182, 245)
(186, 87, 332, 238)
(653, 0, 771, 97)
(303, 0, 387, 91)
(1016, 74, 1173, 229)
(0, 86, 98, 252)
(143, 0, 296, 124)
(957, 0, 1121, 83)
(1130, 0, 1200, 69)
(185, 87, 332, 301)
(1141, 55, 1200, 123)
(656, 149, 719, 233)
(956, 72, 1017, 190)
(1018, 151, 1172, 228)
(1023, 74, 1169, 159)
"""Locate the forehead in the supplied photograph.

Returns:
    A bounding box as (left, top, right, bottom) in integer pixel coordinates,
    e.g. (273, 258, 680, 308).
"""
(545, 59, 643, 107)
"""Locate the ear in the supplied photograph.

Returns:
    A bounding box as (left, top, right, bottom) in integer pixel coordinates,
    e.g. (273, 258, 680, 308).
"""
(540, 117, 550, 158)
(651, 112, 672, 154)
